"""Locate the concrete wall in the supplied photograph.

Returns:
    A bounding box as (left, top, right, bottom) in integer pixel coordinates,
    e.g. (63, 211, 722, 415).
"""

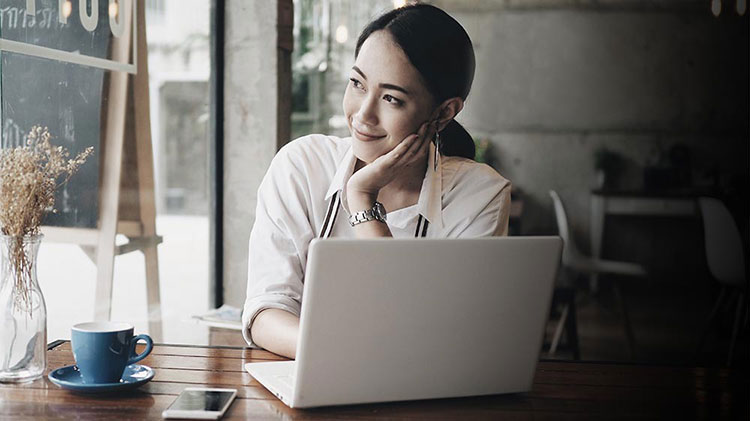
(223, 2, 279, 307)
(441, 2, 748, 270)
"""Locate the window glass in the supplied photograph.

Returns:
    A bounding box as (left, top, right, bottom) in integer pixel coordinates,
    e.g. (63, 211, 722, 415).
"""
(291, 0, 397, 140)
(0, 0, 211, 344)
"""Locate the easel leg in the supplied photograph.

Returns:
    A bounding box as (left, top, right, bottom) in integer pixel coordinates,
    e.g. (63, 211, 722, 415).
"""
(133, 0, 162, 341)
(94, 244, 116, 320)
(92, 0, 133, 322)
(143, 245, 163, 341)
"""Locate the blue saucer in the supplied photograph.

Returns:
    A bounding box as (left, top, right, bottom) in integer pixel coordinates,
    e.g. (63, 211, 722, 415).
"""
(48, 364, 154, 393)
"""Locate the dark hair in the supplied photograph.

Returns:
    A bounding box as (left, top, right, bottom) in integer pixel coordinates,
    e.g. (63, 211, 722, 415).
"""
(355, 4, 476, 160)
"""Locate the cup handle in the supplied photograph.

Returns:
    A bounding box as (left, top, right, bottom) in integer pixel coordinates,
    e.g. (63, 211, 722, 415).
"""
(127, 334, 153, 365)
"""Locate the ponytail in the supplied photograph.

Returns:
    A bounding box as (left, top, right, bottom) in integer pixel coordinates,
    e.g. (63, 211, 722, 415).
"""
(439, 120, 475, 160)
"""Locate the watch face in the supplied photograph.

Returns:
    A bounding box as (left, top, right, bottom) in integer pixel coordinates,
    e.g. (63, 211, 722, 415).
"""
(374, 201, 387, 221)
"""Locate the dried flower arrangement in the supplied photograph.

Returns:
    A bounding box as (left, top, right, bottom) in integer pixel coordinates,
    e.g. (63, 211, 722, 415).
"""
(0, 126, 93, 312)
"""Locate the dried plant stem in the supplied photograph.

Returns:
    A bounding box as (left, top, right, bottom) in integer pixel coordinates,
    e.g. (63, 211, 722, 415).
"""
(0, 126, 92, 316)
(8, 237, 33, 314)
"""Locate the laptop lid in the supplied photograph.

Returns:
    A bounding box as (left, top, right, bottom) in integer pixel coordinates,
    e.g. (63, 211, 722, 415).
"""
(292, 236, 562, 408)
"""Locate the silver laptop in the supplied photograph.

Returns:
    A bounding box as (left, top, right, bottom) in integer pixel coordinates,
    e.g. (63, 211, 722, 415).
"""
(245, 237, 562, 408)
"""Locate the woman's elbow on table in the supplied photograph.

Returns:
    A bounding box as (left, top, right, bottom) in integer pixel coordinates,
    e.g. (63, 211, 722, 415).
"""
(250, 308, 300, 359)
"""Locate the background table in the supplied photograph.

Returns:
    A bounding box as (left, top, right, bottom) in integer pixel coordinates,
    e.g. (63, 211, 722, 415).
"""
(0, 340, 746, 419)
(589, 190, 699, 290)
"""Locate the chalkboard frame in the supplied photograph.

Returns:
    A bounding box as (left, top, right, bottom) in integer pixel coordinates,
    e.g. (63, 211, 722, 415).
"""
(0, 0, 137, 74)
(0, 0, 139, 229)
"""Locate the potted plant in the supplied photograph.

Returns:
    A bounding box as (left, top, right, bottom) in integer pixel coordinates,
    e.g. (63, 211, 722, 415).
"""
(0, 126, 92, 383)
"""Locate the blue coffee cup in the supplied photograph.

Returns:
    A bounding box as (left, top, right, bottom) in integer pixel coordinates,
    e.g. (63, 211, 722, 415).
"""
(71, 322, 153, 384)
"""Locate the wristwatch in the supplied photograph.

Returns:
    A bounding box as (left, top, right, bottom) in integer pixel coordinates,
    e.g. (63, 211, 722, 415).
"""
(348, 201, 387, 226)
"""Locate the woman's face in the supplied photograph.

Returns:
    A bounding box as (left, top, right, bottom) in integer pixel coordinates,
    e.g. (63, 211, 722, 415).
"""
(343, 31, 436, 164)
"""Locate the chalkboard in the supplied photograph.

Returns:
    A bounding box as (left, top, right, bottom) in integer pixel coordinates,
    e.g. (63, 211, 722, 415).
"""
(0, 0, 117, 228)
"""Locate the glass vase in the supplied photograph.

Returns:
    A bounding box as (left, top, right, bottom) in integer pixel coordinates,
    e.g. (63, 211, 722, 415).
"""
(0, 234, 46, 383)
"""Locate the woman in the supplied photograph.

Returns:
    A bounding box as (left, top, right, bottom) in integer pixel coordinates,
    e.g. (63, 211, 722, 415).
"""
(243, 4, 511, 358)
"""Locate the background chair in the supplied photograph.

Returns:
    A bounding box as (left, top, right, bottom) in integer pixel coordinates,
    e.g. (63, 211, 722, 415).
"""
(546, 286, 580, 360)
(549, 190, 647, 359)
(696, 197, 747, 366)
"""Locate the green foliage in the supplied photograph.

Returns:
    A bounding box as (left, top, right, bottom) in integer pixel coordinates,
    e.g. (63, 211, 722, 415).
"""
(474, 138, 490, 164)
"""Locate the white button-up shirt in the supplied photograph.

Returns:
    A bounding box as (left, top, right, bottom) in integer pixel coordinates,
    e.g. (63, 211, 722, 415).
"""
(242, 134, 511, 347)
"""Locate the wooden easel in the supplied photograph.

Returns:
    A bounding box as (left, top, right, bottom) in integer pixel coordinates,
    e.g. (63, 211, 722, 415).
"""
(41, 0, 163, 340)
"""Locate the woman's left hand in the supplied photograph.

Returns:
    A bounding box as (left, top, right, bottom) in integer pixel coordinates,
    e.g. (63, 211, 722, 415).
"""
(346, 121, 435, 204)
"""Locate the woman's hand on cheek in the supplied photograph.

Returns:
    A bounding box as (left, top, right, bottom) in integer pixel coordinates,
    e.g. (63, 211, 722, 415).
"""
(347, 121, 435, 207)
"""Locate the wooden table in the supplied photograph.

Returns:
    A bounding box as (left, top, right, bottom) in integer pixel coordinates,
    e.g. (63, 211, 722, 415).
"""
(0, 340, 746, 420)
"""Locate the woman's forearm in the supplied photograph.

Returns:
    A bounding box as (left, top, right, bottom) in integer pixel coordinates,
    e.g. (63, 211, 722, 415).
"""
(250, 308, 300, 359)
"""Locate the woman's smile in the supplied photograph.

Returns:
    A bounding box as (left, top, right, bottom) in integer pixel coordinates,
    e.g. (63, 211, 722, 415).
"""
(351, 122, 386, 141)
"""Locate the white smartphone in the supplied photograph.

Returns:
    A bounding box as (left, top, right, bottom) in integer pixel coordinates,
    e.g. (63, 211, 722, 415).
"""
(162, 387, 237, 420)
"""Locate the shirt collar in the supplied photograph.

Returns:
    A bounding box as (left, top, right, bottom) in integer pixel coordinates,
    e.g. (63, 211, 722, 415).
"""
(325, 143, 357, 201)
(325, 139, 443, 231)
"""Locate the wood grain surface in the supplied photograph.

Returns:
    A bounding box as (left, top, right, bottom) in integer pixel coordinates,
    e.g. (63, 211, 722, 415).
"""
(0, 341, 746, 420)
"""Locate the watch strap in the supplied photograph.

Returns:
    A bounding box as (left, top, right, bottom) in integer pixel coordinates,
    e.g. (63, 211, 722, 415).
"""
(349, 201, 386, 226)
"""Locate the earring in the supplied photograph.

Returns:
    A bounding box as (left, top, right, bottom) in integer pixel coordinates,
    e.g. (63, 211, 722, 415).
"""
(433, 130, 440, 171)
